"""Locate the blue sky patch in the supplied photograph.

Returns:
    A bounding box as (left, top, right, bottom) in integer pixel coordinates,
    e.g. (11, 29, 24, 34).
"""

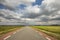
(0, 4, 5, 9)
(32, 0, 43, 6)
(19, 4, 26, 10)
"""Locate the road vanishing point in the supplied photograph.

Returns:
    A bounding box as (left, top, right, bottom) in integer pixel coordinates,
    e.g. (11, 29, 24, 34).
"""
(6, 27, 48, 40)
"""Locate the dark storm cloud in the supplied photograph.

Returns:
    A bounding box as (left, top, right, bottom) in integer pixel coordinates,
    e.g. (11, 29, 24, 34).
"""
(21, 13, 41, 19)
(51, 17, 60, 20)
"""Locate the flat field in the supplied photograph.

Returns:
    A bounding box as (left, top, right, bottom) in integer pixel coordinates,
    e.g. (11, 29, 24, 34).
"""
(0, 25, 23, 37)
(32, 26, 60, 40)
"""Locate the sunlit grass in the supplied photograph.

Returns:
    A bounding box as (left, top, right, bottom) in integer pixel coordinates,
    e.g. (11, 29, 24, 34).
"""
(0, 25, 23, 37)
(32, 26, 60, 40)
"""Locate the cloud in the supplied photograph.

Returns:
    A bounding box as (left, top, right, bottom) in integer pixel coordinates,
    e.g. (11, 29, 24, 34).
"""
(38, 0, 60, 24)
(0, 0, 60, 25)
(0, 9, 23, 22)
(0, 0, 35, 9)
(26, 5, 40, 13)
(21, 5, 41, 19)
(0, 0, 36, 25)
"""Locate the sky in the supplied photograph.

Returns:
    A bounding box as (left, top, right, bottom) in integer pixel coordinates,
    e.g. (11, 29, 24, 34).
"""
(0, 0, 60, 25)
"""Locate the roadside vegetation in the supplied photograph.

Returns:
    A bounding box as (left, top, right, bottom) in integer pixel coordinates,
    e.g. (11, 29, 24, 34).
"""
(32, 26, 60, 40)
(0, 25, 23, 37)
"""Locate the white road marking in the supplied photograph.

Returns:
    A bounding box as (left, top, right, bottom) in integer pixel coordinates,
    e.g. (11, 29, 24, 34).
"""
(4, 35, 11, 40)
(13, 28, 24, 35)
(32, 29, 43, 35)
(4, 28, 24, 40)
(46, 37, 51, 40)
(13, 32, 16, 34)
(32, 29, 51, 40)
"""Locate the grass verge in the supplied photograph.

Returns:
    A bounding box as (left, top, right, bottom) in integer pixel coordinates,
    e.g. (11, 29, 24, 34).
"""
(32, 26, 60, 40)
(0, 25, 23, 37)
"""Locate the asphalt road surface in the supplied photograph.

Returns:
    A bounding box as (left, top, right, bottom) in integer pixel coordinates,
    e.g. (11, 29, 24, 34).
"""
(6, 27, 47, 40)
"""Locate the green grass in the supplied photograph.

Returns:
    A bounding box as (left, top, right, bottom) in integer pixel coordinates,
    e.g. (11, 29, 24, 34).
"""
(32, 26, 60, 40)
(0, 25, 23, 37)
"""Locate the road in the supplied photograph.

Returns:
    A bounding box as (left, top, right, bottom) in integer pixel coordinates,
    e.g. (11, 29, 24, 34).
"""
(6, 27, 47, 40)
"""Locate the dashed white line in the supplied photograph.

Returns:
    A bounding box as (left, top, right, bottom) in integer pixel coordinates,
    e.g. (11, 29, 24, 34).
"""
(46, 37, 51, 40)
(13, 28, 23, 34)
(4, 28, 24, 40)
(13, 32, 16, 34)
(4, 35, 11, 40)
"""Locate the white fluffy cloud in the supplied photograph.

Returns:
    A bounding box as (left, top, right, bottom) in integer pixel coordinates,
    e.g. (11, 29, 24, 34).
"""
(38, 0, 60, 25)
(26, 5, 40, 13)
(0, 0, 36, 25)
(0, 9, 23, 22)
(0, 0, 35, 8)
(0, 0, 60, 25)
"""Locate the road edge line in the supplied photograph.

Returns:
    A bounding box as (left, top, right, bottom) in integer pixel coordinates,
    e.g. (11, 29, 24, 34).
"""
(4, 35, 11, 40)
